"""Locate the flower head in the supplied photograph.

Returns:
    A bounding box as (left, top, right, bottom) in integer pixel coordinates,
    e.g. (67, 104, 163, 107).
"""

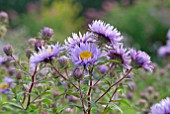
(158, 46, 170, 56)
(89, 20, 122, 45)
(65, 32, 94, 50)
(167, 29, 170, 39)
(0, 77, 14, 94)
(130, 49, 153, 72)
(69, 43, 102, 68)
(30, 43, 62, 67)
(108, 44, 130, 68)
(41, 27, 53, 40)
(151, 97, 170, 114)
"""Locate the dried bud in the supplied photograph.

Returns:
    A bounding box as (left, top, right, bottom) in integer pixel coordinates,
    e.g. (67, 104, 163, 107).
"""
(28, 38, 36, 47)
(16, 72, 22, 80)
(0, 11, 8, 24)
(34, 40, 45, 52)
(68, 95, 79, 102)
(72, 68, 84, 81)
(25, 49, 33, 59)
(3, 44, 13, 56)
(41, 27, 53, 40)
(58, 56, 69, 69)
(139, 98, 147, 107)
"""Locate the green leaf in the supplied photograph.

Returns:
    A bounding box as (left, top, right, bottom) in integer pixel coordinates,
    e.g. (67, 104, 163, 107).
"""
(102, 103, 123, 114)
(67, 102, 82, 110)
(111, 99, 131, 107)
(3, 102, 22, 109)
(16, 68, 30, 77)
(34, 98, 52, 104)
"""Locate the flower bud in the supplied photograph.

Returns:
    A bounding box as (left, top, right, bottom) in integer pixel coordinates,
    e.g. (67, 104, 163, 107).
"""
(28, 38, 36, 47)
(25, 49, 33, 59)
(3, 44, 13, 56)
(97, 64, 108, 74)
(0, 11, 8, 24)
(34, 40, 45, 52)
(41, 27, 53, 40)
(58, 56, 69, 69)
(72, 68, 84, 81)
(147, 86, 155, 94)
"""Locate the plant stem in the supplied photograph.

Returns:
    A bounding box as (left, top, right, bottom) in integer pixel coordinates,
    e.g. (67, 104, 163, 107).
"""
(95, 68, 132, 103)
(26, 66, 37, 109)
(78, 81, 86, 114)
(104, 86, 119, 110)
(87, 68, 93, 114)
(11, 55, 31, 76)
(50, 62, 79, 90)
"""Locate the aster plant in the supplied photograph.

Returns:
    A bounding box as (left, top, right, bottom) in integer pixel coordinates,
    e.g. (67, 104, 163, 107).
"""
(0, 19, 155, 114)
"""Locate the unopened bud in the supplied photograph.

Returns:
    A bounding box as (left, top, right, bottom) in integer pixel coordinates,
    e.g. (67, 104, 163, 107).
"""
(34, 40, 45, 52)
(3, 44, 13, 56)
(97, 64, 108, 74)
(72, 68, 84, 81)
(41, 27, 53, 40)
(28, 38, 36, 47)
(147, 86, 155, 94)
(0, 11, 8, 24)
(58, 56, 69, 69)
(25, 49, 33, 59)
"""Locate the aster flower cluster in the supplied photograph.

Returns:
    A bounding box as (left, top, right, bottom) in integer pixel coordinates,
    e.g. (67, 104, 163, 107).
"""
(0, 19, 155, 113)
(158, 29, 170, 56)
(151, 97, 170, 114)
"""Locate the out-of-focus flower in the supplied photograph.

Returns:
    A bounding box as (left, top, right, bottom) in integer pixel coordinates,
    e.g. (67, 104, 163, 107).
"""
(0, 26, 7, 38)
(25, 49, 33, 59)
(69, 43, 102, 68)
(108, 44, 130, 68)
(0, 11, 8, 24)
(151, 97, 170, 114)
(30, 43, 62, 68)
(41, 27, 53, 41)
(58, 56, 69, 69)
(0, 56, 4, 65)
(28, 38, 36, 47)
(3, 44, 14, 56)
(64, 32, 94, 50)
(167, 29, 170, 39)
(89, 20, 122, 45)
(97, 64, 108, 74)
(0, 77, 14, 94)
(158, 46, 170, 56)
(130, 49, 154, 72)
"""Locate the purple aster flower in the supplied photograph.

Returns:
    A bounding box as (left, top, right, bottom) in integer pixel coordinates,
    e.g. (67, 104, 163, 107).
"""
(158, 46, 170, 56)
(88, 20, 122, 45)
(69, 43, 102, 68)
(64, 32, 94, 50)
(108, 44, 130, 68)
(30, 42, 62, 67)
(0, 56, 4, 65)
(0, 77, 14, 94)
(130, 49, 153, 72)
(151, 97, 170, 114)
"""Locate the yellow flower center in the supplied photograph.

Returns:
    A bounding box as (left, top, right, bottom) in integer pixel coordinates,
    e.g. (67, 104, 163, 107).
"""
(79, 51, 92, 60)
(48, 48, 53, 54)
(0, 83, 8, 89)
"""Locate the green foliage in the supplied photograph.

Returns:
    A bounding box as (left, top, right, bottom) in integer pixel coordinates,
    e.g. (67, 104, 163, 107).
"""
(19, 0, 83, 43)
(105, 0, 170, 59)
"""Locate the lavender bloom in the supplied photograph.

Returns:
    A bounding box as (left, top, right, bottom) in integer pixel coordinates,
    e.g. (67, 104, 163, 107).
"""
(158, 46, 170, 56)
(167, 29, 170, 39)
(69, 43, 102, 68)
(88, 20, 122, 45)
(108, 44, 130, 69)
(97, 64, 108, 74)
(64, 32, 94, 50)
(0, 56, 4, 65)
(30, 43, 62, 67)
(0, 77, 14, 94)
(151, 97, 170, 114)
(130, 49, 153, 72)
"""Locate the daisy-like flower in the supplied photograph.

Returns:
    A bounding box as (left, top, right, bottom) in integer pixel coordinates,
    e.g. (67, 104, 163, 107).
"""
(30, 42, 62, 67)
(0, 77, 14, 94)
(130, 49, 154, 72)
(70, 43, 102, 68)
(108, 44, 130, 68)
(151, 97, 170, 114)
(88, 20, 122, 45)
(64, 32, 94, 50)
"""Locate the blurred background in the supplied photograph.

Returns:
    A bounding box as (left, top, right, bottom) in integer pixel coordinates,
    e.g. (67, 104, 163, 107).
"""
(1, 0, 170, 64)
